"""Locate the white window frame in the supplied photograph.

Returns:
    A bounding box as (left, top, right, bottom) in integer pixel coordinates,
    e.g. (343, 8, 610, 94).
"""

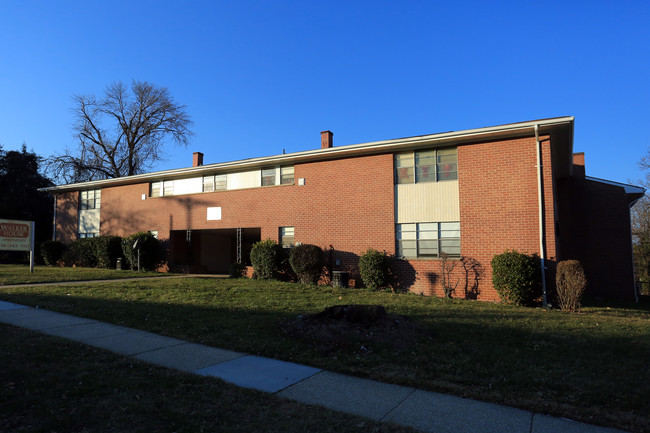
(396, 222, 460, 258)
(395, 148, 458, 184)
(80, 189, 101, 210)
(280, 226, 295, 248)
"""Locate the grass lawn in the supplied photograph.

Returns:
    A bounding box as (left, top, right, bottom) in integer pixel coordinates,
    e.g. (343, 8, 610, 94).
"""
(1, 273, 648, 432)
(0, 264, 171, 285)
(0, 324, 415, 433)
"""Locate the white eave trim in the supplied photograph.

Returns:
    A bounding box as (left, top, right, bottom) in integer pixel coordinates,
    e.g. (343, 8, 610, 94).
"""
(42, 116, 574, 193)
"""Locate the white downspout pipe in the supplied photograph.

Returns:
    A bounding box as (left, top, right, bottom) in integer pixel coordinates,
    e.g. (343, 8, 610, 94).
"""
(629, 203, 639, 302)
(52, 194, 57, 241)
(535, 125, 548, 308)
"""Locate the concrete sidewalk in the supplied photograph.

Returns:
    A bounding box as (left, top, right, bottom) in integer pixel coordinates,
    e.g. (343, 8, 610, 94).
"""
(0, 300, 627, 433)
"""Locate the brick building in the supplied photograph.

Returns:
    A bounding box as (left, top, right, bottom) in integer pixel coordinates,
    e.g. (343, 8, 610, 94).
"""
(45, 117, 645, 301)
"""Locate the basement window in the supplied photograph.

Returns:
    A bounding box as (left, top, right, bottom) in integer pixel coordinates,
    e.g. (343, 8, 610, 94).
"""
(396, 222, 460, 258)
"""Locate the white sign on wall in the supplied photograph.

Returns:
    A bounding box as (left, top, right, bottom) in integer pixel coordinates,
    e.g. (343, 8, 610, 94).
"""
(207, 207, 222, 221)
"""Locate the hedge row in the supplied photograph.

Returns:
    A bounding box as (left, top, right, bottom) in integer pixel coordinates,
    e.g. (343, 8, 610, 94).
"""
(40, 232, 163, 271)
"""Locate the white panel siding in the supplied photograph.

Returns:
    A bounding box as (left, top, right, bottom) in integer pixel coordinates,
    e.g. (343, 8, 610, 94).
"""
(78, 209, 100, 233)
(227, 170, 261, 190)
(173, 177, 203, 195)
(395, 180, 460, 223)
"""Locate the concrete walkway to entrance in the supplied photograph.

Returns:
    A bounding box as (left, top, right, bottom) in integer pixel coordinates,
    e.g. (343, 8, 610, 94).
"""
(0, 299, 627, 433)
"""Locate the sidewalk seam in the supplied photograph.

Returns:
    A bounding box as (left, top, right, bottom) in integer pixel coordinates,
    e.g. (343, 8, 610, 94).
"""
(273, 370, 325, 395)
(378, 387, 417, 422)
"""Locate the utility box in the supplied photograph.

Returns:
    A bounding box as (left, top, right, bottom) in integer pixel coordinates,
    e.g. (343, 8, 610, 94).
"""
(116, 258, 122, 270)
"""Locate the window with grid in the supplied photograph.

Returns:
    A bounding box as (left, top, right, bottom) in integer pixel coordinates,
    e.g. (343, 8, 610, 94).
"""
(80, 190, 101, 210)
(280, 226, 295, 248)
(394, 148, 457, 184)
(396, 222, 460, 258)
(203, 174, 227, 192)
(78, 232, 98, 239)
(280, 166, 294, 185)
(262, 168, 276, 186)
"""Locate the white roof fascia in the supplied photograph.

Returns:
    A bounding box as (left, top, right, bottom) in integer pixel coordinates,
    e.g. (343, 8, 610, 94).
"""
(42, 116, 574, 193)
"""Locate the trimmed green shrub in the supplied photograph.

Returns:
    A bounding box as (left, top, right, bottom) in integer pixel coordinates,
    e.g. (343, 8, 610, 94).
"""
(229, 261, 247, 278)
(289, 244, 323, 284)
(250, 239, 281, 280)
(93, 235, 123, 268)
(359, 249, 390, 290)
(40, 240, 65, 266)
(121, 232, 162, 271)
(491, 250, 542, 306)
(66, 238, 97, 268)
(556, 260, 587, 312)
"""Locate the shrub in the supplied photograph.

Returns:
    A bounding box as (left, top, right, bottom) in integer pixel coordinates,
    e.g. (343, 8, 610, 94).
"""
(66, 238, 97, 267)
(93, 235, 123, 268)
(229, 261, 247, 278)
(556, 260, 587, 312)
(491, 250, 542, 306)
(121, 232, 163, 271)
(358, 249, 390, 290)
(289, 244, 323, 284)
(250, 239, 280, 280)
(40, 240, 65, 266)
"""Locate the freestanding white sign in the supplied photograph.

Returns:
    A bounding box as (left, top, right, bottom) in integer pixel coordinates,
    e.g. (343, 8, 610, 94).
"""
(0, 219, 35, 272)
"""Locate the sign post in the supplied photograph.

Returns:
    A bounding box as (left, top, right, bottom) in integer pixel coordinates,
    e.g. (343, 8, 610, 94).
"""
(0, 219, 36, 273)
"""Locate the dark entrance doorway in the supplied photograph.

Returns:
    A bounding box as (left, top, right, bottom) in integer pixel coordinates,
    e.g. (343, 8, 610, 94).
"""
(169, 228, 261, 273)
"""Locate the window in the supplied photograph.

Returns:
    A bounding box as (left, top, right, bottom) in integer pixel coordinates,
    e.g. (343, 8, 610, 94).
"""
(79, 232, 98, 239)
(203, 174, 227, 192)
(80, 190, 101, 210)
(395, 148, 458, 184)
(280, 226, 294, 248)
(281, 166, 294, 185)
(151, 181, 174, 197)
(396, 222, 460, 258)
(262, 168, 276, 186)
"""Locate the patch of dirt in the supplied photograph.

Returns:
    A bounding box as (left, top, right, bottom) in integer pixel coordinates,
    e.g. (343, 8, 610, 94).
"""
(280, 304, 432, 355)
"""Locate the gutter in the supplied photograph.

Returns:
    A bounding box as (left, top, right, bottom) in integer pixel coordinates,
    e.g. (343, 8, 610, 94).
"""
(535, 125, 548, 308)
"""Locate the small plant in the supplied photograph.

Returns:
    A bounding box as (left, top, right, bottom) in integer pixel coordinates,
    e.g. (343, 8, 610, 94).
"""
(358, 249, 390, 290)
(93, 235, 123, 268)
(556, 260, 587, 312)
(289, 244, 323, 284)
(250, 239, 280, 280)
(491, 250, 542, 306)
(229, 261, 247, 278)
(40, 240, 65, 266)
(440, 252, 459, 298)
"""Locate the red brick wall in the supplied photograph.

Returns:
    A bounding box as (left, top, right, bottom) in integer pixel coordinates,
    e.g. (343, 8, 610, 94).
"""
(54, 191, 78, 243)
(454, 135, 557, 301)
(96, 154, 395, 284)
(557, 177, 635, 299)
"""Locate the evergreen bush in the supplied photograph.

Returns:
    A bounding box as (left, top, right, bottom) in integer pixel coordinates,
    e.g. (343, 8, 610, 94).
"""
(250, 239, 280, 279)
(491, 250, 542, 306)
(93, 235, 123, 268)
(40, 240, 65, 266)
(67, 238, 97, 268)
(358, 249, 390, 290)
(121, 232, 162, 271)
(289, 244, 323, 284)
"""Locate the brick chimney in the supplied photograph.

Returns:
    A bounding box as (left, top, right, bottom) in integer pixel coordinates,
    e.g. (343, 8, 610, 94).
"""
(572, 152, 585, 178)
(321, 130, 333, 149)
(193, 152, 204, 167)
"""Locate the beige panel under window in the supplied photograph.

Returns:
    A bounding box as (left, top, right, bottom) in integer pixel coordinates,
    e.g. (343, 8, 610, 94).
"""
(395, 180, 460, 223)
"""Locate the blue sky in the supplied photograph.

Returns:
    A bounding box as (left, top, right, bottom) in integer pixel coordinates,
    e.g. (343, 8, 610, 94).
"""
(0, 0, 648, 185)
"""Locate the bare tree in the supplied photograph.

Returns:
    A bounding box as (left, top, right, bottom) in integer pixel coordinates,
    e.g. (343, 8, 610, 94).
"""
(47, 80, 193, 183)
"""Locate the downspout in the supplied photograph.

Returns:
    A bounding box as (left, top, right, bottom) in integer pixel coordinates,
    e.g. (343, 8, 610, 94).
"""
(629, 201, 639, 302)
(52, 194, 57, 241)
(535, 125, 548, 308)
